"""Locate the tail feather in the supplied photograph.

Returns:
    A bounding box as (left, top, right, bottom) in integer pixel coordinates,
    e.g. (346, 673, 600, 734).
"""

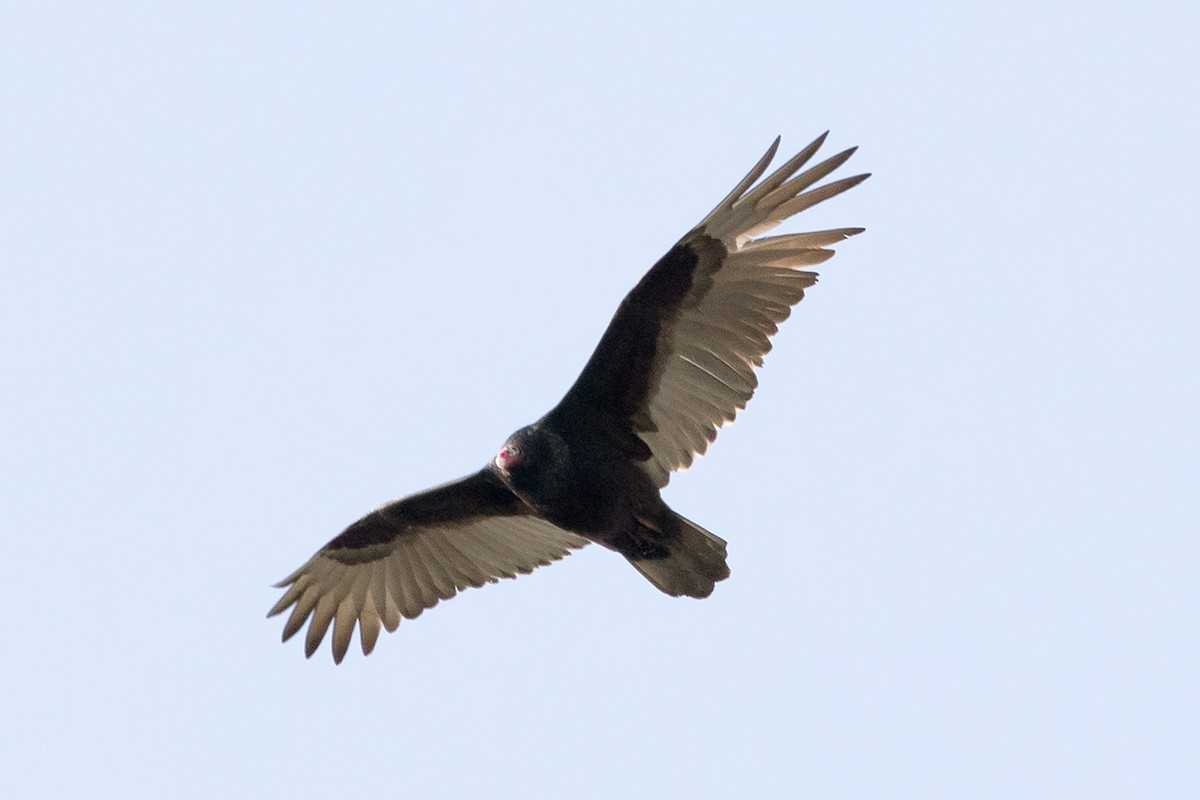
(628, 513, 730, 598)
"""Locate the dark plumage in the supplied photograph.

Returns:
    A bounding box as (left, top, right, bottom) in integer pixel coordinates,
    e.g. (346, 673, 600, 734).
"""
(269, 134, 869, 661)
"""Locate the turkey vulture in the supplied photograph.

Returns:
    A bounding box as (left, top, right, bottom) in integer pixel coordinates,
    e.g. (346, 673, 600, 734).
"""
(270, 133, 868, 662)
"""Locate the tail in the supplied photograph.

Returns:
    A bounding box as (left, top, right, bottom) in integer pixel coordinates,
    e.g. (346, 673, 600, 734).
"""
(628, 513, 730, 599)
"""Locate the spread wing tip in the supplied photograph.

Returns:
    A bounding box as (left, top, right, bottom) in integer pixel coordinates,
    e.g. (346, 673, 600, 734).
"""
(699, 136, 866, 245)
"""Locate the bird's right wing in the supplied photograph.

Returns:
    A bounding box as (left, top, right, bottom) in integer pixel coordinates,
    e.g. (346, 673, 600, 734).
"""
(268, 469, 589, 662)
(553, 134, 868, 486)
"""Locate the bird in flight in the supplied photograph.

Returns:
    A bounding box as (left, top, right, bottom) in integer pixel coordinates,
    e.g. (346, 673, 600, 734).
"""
(270, 133, 869, 662)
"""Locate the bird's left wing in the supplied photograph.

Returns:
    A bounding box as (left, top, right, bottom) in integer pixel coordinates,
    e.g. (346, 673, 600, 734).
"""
(552, 134, 868, 486)
(268, 469, 589, 662)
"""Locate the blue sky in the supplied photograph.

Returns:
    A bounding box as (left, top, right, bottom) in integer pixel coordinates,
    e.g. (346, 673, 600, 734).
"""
(2, 2, 1197, 798)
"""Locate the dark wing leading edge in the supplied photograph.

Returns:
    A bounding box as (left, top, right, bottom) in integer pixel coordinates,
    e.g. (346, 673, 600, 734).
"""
(268, 469, 589, 662)
(552, 134, 869, 487)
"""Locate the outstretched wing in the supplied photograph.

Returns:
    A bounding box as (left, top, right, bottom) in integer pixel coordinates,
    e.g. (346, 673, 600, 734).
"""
(268, 469, 589, 662)
(552, 133, 869, 486)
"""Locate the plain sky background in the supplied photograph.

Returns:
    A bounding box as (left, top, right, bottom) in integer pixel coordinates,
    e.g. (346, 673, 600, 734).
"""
(2, 2, 1197, 798)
